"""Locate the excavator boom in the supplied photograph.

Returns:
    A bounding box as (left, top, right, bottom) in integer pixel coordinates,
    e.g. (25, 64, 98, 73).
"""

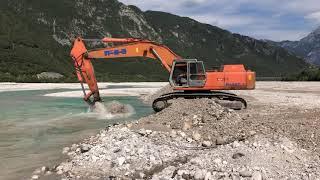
(70, 37, 181, 103)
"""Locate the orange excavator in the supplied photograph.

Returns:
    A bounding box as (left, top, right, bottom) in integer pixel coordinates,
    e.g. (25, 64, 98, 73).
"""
(70, 37, 255, 112)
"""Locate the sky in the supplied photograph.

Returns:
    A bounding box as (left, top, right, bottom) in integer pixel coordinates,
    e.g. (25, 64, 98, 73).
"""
(118, 0, 320, 41)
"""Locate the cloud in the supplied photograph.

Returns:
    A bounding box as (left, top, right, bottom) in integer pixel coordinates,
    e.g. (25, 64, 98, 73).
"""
(284, 0, 320, 14)
(306, 11, 320, 23)
(119, 0, 320, 41)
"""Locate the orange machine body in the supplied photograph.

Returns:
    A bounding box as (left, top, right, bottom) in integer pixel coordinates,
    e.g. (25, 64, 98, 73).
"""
(175, 65, 255, 91)
(70, 37, 255, 103)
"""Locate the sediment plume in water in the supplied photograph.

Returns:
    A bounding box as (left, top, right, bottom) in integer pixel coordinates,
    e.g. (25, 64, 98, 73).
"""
(89, 101, 135, 119)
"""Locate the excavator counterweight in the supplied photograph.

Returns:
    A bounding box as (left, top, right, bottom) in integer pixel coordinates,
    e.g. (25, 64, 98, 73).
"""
(70, 37, 255, 111)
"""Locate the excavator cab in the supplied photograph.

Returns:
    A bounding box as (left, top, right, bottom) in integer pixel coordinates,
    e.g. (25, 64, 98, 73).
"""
(170, 59, 206, 88)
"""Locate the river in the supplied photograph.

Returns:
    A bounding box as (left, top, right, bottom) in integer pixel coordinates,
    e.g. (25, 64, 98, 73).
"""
(0, 88, 152, 180)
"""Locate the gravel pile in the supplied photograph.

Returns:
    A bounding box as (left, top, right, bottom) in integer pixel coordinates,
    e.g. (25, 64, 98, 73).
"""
(48, 125, 319, 180)
(137, 98, 251, 145)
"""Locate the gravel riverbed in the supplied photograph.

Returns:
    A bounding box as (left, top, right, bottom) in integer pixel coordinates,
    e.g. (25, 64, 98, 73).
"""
(31, 82, 320, 180)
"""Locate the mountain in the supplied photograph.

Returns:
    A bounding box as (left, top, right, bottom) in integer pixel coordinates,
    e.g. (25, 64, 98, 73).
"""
(0, 0, 308, 82)
(273, 27, 320, 66)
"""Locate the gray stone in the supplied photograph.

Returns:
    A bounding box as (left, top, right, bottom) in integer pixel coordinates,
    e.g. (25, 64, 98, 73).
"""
(138, 129, 147, 136)
(232, 175, 241, 180)
(192, 132, 202, 141)
(180, 132, 187, 137)
(71, 144, 78, 151)
(126, 123, 133, 128)
(67, 151, 76, 157)
(216, 137, 228, 145)
(194, 169, 206, 180)
(214, 158, 222, 164)
(139, 172, 145, 178)
(183, 121, 193, 131)
(202, 141, 212, 147)
(232, 152, 245, 159)
(240, 170, 252, 177)
(56, 170, 63, 175)
(113, 147, 121, 153)
(252, 171, 263, 180)
(204, 172, 212, 180)
(118, 157, 126, 166)
(170, 130, 177, 138)
(177, 170, 185, 176)
(31, 175, 39, 180)
(150, 155, 157, 164)
(146, 129, 153, 135)
(232, 141, 241, 148)
(182, 173, 191, 179)
(33, 169, 41, 175)
(41, 166, 49, 173)
(62, 147, 70, 154)
(187, 137, 193, 143)
(45, 171, 52, 176)
(80, 144, 91, 153)
(252, 142, 258, 147)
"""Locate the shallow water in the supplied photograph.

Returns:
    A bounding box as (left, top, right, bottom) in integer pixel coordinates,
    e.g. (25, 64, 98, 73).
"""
(0, 89, 152, 180)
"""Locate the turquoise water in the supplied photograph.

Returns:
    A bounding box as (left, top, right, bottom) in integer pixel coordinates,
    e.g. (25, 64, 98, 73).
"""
(0, 89, 152, 180)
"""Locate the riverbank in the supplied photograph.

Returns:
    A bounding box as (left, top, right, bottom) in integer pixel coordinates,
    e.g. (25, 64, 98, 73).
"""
(30, 82, 320, 180)
(0, 82, 167, 93)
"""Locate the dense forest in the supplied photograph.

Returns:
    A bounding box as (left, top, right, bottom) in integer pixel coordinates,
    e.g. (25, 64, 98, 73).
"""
(284, 68, 320, 81)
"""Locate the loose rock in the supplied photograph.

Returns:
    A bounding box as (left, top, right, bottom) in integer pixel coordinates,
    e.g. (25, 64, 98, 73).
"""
(192, 132, 202, 141)
(216, 137, 228, 145)
(194, 169, 206, 180)
(183, 121, 193, 131)
(41, 166, 49, 173)
(240, 170, 253, 177)
(80, 144, 90, 153)
(252, 171, 263, 180)
(232, 152, 245, 159)
(31, 175, 39, 180)
(117, 157, 126, 166)
(202, 141, 212, 147)
(32, 169, 41, 175)
(204, 172, 212, 180)
(62, 147, 70, 154)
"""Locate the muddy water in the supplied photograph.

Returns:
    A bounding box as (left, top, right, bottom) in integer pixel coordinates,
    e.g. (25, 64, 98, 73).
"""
(0, 89, 152, 180)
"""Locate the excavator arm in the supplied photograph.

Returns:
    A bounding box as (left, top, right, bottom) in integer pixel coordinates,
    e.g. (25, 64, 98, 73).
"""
(70, 37, 181, 104)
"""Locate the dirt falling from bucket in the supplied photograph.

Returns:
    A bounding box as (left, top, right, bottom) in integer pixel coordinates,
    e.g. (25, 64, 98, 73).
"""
(89, 101, 135, 119)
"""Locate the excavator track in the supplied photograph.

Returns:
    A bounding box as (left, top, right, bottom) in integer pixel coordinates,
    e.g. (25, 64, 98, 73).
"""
(152, 91, 247, 112)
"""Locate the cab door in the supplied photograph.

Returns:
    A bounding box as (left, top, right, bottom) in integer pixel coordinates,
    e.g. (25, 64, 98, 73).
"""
(188, 61, 206, 87)
(169, 61, 188, 87)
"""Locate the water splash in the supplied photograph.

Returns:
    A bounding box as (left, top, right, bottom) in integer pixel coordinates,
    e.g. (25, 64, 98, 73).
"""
(88, 101, 135, 119)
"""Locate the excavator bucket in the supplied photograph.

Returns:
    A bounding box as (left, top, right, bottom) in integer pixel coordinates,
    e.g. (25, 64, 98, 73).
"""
(70, 38, 101, 104)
